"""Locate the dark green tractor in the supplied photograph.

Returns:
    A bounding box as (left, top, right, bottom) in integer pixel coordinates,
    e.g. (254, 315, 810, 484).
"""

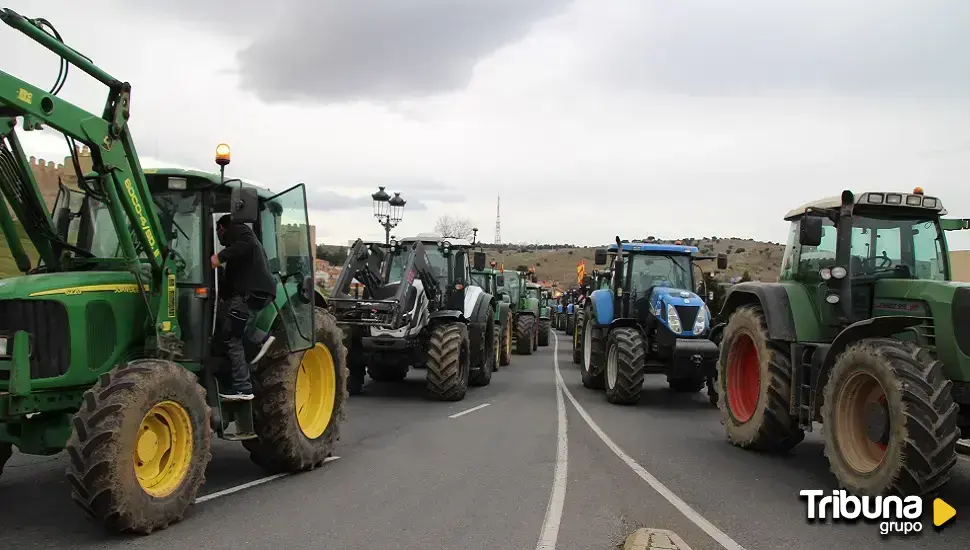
(471, 261, 513, 367)
(533, 285, 552, 347)
(715, 188, 970, 497)
(499, 266, 540, 355)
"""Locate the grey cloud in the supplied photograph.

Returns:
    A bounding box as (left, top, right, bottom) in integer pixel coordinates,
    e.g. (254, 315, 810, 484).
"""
(596, 0, 970, 97)
(235, 0, 574, 103)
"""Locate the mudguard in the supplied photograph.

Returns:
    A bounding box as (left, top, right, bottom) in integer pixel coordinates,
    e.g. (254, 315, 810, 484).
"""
(468, 288, 493, 325)
(718, 282, 796, 341)
(589, 288, 614, 325)
(497, 301, 511, 327)
(430, 310, 464, 322)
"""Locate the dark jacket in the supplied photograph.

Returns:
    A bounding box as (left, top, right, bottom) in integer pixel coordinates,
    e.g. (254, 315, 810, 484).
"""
(217, 222, 277, 299)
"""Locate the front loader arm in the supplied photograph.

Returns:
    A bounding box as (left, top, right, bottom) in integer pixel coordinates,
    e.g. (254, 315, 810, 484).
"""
(0, 9, 182, 355)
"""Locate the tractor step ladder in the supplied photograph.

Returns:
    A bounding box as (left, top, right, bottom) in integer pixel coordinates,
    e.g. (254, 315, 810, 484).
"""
(212, 379, 258, 440)
(794, 344, 815, 431)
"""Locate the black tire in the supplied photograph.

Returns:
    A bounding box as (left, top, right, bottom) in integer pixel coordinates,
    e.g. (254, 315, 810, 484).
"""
(425, 322, 471, 401)
(581, 312, 606, 389)
(0, 442, 9, 477)
(470, 306, 496, 387)
(604, 327, 646, 405)
(491, 322, 502, 371)
(65, 359, 211, 534)
(538, 318, 551, 346)
(565, 314, 575, 336)
(717, 306, 804, 453)
(515, 314, 535, 355)
(343, 329, 365, 395)
(573, 308, 585, 365)
(499, 311, 513, 366)
(244, 308, 348, 473)
(822, 338, 960, 497)
(669, 377, 704, 393)
(533, 319, 539, 351)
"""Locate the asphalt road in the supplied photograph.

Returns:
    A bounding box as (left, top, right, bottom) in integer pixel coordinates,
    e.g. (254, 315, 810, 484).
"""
(1, 330, 969, 549)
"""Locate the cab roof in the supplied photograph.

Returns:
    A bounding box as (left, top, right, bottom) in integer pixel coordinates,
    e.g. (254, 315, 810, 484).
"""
(783, 190, 947, 220)
(399, 232, 473, 247)
(607, 242, 699, 255)
(142, 167, 276, 199)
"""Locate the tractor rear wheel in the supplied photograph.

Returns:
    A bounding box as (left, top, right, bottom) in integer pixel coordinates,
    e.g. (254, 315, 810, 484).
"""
(492, 322, 502, 370)
(0, 443, 10, 478)
(668, 376, 704, 393)
(538, 318, 551, 346)
(573, 309, 585, 365)
(515, 315, 535, 355)
(565, 314, 575, 336)
(245, 307, 347, 473)
(499, 311, 513, 366)
(717, 306, 804, 453)
(426, 322, 471, 400)
(605, 327, 645, 405)
(581, 313, 606, 389)
(470, 306, 496, 387)
(66, 359, 211, 534)
(822, 338, 959, 497)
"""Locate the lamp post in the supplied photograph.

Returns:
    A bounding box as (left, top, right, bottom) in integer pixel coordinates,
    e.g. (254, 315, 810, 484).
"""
(372, 186, 406, 244)
(472, 227, 479, 244)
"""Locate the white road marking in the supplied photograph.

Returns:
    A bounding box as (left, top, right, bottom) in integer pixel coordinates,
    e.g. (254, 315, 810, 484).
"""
(448, 403, 491, 418)
(194, 456, 340, 504)
(552, 332, 746, 550)
(536, 331, 568, 550)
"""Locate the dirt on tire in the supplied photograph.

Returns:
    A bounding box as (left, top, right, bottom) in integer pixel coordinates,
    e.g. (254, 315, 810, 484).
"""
(823, 338, 959, 497)
(244, 307, 348, 473)
(515, 314, 535, 355)
(425, 322, 471, 401)
(717, 306, 804, 453)
(65, 359, 212, 534)
(604, 327, 646, 405)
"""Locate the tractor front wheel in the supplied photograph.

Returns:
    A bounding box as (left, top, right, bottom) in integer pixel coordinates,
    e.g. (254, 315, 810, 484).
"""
(823, 338, 959, 497)
(499, 311, 513, 366)
(565, 314, 575, 336)
(538, 318, 551, 346)
(581, 313, 606, 389)
(515, 315, 535, 355)
(425, 322, 471, 400)
(573, 309, 585, 365)
(604, 327, 645, 405)
(717, 306, 804, 453)
(492, 322, 502, 371)
(470, 307, 496, 387)
(245, 307, 348, 473)
(66, 359, 211, 534)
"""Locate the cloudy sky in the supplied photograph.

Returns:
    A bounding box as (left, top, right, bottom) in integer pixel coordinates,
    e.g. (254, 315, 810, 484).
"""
(5, 0, 970, 248)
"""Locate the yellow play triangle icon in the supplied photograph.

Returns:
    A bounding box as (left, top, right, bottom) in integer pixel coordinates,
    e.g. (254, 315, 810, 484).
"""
(934, 498, 956, 527)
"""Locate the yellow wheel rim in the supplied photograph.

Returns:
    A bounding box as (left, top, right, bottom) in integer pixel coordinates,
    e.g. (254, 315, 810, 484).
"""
(506, 320, 512, 353)
(295, 343, 337, 439)
(134, 401, 193, 498)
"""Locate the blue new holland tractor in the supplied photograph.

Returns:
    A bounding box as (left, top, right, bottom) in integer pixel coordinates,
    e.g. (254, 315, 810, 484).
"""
(580, 237, 728, 406)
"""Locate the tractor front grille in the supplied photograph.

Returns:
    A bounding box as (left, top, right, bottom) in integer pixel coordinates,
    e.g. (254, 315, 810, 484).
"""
(0, 299, 71, 380)
(674, 305, 700, 330)
(953, 287, 970, 357)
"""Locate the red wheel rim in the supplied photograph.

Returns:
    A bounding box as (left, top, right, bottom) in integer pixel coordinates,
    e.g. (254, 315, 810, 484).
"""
(727, 334, 760, 422)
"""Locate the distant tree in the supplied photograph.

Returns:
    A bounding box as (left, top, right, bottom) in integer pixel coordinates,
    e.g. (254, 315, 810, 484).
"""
(434, 215, 475, 240)
(315, 244, 348, 265)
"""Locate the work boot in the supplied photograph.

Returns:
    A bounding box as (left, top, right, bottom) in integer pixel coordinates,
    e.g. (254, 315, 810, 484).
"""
(219, 389, 254, 401)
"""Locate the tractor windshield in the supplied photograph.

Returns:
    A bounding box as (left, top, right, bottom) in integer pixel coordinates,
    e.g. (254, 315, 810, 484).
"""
(501, 271, 522, 304)
(850, 214, 946, 280)
(628, 254, 693, 295)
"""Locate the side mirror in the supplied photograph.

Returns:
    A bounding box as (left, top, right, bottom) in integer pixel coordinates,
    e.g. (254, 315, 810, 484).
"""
(799, 216, 823, 247)
(501, 293, 511, 303)
(473, 251, 486, 271)
(717, 253, 728, 270)
(497, 275, 505, 286)
(231, 185, 259, 224)
(594, 248, 607, 265)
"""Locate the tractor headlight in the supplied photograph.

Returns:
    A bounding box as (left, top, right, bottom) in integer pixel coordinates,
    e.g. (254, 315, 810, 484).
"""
(0, 336, 7, 357)
(666, 303, 682, 334)
(831, 266, 847, 279)
(693, 304, 707, 333)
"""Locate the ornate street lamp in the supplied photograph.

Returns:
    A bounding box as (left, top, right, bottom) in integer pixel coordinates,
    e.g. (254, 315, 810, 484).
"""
(372, 186, 406, 244)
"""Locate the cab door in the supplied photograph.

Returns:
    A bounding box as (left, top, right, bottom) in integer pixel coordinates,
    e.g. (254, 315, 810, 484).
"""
(263, 184, 315, 352)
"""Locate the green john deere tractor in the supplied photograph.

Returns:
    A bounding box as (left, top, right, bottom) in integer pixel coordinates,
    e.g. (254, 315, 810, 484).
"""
(0, 10, 345, 533)
(715, 188, 970, 497)
(471, 261, 513, 367)
(533, 285, 552, 347)
(499, 266, 540, 355)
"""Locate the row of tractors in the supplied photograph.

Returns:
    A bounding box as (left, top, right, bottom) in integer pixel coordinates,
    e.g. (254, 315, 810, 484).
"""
(547, 188, 970, 500)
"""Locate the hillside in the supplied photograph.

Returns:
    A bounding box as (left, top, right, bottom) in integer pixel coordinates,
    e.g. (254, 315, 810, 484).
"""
(476, 237, 786, 288)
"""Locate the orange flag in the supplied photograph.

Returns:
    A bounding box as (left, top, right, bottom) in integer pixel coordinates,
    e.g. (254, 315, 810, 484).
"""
(577, 260, 586, 284)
